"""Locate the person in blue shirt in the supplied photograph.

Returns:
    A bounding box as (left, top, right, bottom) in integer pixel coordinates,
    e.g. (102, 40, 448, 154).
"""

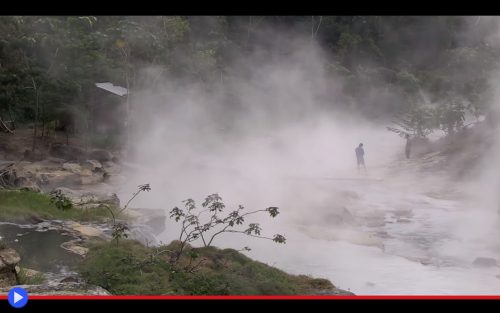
(355, 143, 366, 171)
(405, 134, 411, 159)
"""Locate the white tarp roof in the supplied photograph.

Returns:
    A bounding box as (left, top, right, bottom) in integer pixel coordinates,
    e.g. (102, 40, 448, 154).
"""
(95, 82, 128, 96)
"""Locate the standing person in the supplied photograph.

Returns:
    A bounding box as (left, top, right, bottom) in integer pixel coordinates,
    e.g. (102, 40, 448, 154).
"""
(355, 143, 366, 171)
(405, 134, 411, 159)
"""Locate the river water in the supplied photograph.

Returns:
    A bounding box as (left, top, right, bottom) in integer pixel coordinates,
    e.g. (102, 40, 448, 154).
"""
(234, 174, 500, 295)
(0, 223, 82, 274)
(126, 161, 500, 295)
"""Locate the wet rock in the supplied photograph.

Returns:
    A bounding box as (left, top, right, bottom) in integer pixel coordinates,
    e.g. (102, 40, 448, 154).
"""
(0, 283, 111, 295)
(61, 240, 89, 257)
(0, 248, 21, 267)
(67, 223, 104, 239)
(418, 258, 434, 266)
(14, 176, 41, 192)
(62, 162, 82, 174)
(472, 257, 498, 267)
(80, 173, 103, 185)
(0, 248, 21, 287)
(52, 187, 120, 208)
(35, 173, 50, 185)
(81, 160, 103, 172)
(41, 170, 82, 188)
(36, 221, 53, 230)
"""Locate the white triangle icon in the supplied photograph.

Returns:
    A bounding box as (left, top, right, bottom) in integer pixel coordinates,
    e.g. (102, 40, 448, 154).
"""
(13, 291, 23, 304)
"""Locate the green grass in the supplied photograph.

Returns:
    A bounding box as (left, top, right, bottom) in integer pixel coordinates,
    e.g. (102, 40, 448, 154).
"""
(0, 190, 120, 223)
(17, 267, 46, 285)
(78, 240, 337, 295)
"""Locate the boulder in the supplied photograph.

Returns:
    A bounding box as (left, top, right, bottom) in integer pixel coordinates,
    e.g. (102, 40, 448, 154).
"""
(0, 248, 21, 287)
(472, 257, 498, 267)
(62, 162, 82, 174)
(39, 170, 82, 188)
(67, 224, 104, 239)
(0, 248, 20, 266)
(14, 176, 41, 192)
(51, 187, 120, 208)
(81, 160, 103, 172)
(61, 239, 90, 256)
(80, 174, 104, 185)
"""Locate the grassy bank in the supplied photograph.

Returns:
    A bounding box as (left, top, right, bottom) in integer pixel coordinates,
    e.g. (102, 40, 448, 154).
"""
(0, 190, 119, 223)
(17, 267, 46, 285)
(78, 240, 342, 295)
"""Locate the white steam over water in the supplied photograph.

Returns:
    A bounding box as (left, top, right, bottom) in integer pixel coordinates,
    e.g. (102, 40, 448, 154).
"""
(114, 29, 500, 295)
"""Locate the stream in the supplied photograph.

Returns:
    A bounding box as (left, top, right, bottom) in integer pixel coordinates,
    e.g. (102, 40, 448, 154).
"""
(0, 223, 82, 278)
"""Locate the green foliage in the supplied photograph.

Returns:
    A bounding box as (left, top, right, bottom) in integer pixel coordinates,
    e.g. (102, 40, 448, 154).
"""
(388, 103, 435, 138)
(170, 193, 285, 250)
(1, 16, 500, 141)
(167, 194, 285, 272)
(0, 189, 119, 222)
(49, 189, 73, 211)
(112, 222, 129, 245)
(105, 183, 150, 247)
(432, 97, 466, 135)
(78, 240, 334, 295)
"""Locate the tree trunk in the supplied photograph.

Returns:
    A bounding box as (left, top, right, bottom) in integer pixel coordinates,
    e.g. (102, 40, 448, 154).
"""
(7, 101, 16, 130)
(31, 79, 39, 153)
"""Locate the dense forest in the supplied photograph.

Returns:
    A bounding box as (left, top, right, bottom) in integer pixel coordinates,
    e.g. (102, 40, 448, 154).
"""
(1, 16, 499, 148)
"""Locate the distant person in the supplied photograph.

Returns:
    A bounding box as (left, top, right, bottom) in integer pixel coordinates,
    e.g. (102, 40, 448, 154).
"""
(355, 143, 366, 171)
(405, 134, 411, 159)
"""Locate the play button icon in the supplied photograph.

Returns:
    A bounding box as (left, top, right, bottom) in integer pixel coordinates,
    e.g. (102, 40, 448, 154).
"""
(8, 287, 28, 308)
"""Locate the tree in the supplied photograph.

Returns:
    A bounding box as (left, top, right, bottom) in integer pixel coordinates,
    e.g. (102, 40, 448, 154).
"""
(387, 102, 435, 139)
(168, 193, 286, 267)
(433, 96, 466, 136)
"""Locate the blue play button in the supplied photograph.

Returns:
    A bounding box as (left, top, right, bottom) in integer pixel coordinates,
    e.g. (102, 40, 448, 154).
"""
(8, 287, 28, 308)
